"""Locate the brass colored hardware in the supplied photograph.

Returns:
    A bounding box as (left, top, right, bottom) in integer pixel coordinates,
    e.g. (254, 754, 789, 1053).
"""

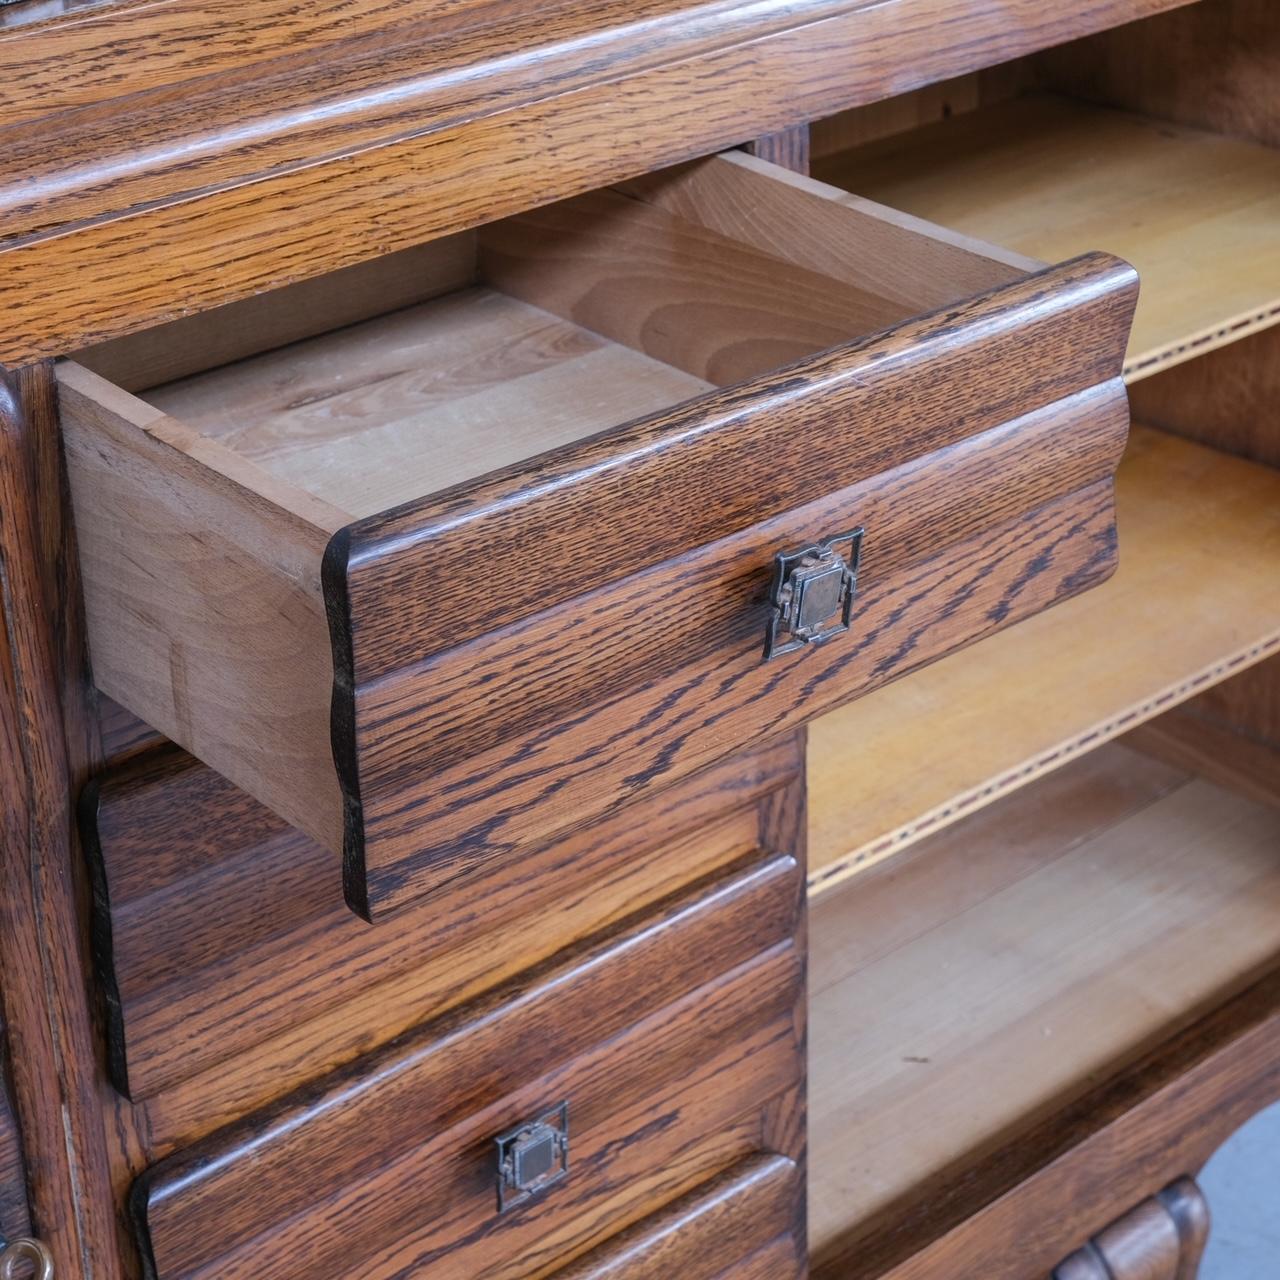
(0, 1235, 54, 1279)
(764, 528, 864, 660)
(495, 1102, 569, 1212)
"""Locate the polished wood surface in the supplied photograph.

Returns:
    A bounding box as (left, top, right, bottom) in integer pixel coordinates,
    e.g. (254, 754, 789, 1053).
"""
(82, 737, 799, 1114)
(133, 853, 804, 1278)
(0, 366, 131, 1278)
(554, 1155, 804, 1279)
(0, 0, 1188, 362)
(814, 93, 1280, 379)
(1053, 1179, 1210, 1280)
(810, 427, 1280, 895)
(810, 740, 1280, 1267)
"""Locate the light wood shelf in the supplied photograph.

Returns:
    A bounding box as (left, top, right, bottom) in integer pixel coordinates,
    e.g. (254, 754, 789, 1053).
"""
(809, 426, 1280, 897)
(809, 741, 1280, 1257)
(814, 94, 1280, 379)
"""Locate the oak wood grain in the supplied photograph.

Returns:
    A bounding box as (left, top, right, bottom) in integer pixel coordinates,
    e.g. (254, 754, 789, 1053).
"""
(132, 854, 803, 1278)
(0, 0, 1186, 361)
(81, 736, 799, 1111)
(0, 365, 128, 1278)
(552, 1154, 802, 1279)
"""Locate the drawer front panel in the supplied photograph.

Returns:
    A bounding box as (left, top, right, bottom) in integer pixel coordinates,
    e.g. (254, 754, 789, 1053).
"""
(346, 383, 1128, 917)
(82, 735, 801, 1112)
(552, 1154, 803, 1279)
(131, 853, 804, 1278)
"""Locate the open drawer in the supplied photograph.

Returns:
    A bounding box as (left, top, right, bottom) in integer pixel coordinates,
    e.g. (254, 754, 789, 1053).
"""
(61, 151, 1137, 921)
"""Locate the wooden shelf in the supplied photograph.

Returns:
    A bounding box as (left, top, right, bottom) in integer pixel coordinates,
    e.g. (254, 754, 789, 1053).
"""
(813, 94, 1280, 379)
(810, 742, 1280, 1259)
(809, 426, 1280, 897)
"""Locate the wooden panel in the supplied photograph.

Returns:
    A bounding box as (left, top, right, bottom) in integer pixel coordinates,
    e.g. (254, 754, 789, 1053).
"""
(552, 1155, 802, 1279)
(132, 854, 804, 1279)
(0, 366, 131, 1277)
(746, 127, 811, 175)
(82, 736, 799, 1107)
(58, 361, 345, 854)
(810, 742, 1280, 1274)
(810, 427, 1280, 895)
(814, 93, 1280, 379)
(75, 233, 478, 394)
(0, 1045, 30, 1243)
(0, 0, 1189, 361)
(1033, 0, 1280, 150)
(1129, 323, 1280, 469)
(343, 436, 1125, 919)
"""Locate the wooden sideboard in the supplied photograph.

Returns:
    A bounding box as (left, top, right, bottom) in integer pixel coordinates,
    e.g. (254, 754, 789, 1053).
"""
(1, 0, 1278, 1276)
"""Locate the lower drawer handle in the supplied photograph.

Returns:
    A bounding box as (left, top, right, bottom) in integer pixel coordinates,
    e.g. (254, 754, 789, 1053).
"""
(0, 1236, 55, 1279)
(764, 528, 864, 660)
(495, 1101, 570, 1212)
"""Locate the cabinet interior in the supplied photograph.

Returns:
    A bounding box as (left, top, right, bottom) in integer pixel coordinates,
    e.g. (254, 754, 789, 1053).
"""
(806, 1, 1280, 1265)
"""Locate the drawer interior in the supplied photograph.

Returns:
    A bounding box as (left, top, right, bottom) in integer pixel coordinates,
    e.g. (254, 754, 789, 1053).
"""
(75, 155, 1032, 523)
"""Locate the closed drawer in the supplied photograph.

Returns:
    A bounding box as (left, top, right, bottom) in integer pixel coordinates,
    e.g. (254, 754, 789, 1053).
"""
(552, 1154, 803, 1279)
(82, 735, 802, 1108)
(61, 150, 1137, 921)
(128, 853, 805, 1279)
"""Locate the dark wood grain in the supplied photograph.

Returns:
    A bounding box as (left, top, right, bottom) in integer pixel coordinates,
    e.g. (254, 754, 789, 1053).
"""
(0, 0, 1185, 360)
(814, 967, 1280, 1279)
(0, 364, 129, 1277)
(746, 126, 811, 175)
(82, 735, 800, 1111)
(1052, 1179, 1210, 1280)
(131, 852, 803, 1279)
(344, 457, 1127, 919)
(552, 1154, 803, 1279)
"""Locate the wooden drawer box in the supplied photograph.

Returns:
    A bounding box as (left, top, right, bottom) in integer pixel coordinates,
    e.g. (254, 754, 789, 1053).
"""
(60, 151, 1137, 921)
(128, 852, 805, 1279)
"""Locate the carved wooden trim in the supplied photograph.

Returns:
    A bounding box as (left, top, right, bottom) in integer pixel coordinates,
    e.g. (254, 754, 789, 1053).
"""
(1052, 1178, 1210, 1280)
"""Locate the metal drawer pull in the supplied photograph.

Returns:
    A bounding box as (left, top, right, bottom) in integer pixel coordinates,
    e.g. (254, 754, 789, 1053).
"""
(495, 1101, 569, 1212)
(763, 528, 864, 660)
(0, 1235, 54, 1279)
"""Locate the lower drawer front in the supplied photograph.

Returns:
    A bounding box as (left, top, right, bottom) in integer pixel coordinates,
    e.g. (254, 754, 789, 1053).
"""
(131, 853, 804, 1278)
(554, 1154, 803, 1279)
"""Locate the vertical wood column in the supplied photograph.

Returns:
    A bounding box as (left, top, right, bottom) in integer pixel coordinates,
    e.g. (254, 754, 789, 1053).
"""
(747, 125, 811, 174)
(0, 364, 135, 1277)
